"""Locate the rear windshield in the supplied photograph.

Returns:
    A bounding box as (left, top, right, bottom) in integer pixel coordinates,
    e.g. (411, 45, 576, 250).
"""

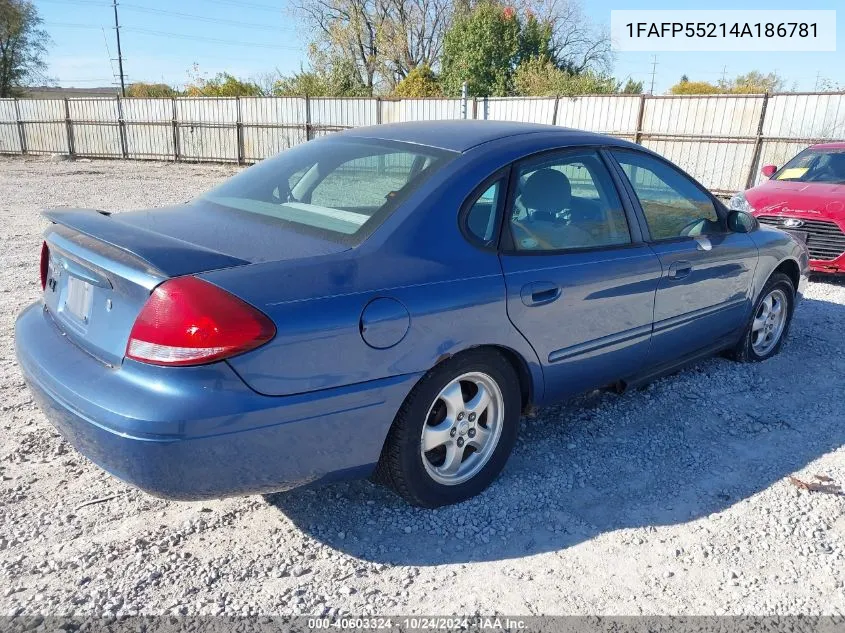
(774, 148, 845, 184)
(201, 137, 456, 245)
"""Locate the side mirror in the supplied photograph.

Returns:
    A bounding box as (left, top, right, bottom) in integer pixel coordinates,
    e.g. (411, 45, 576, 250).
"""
(761, 164, 778, 178)
(727, 210, 757, 233)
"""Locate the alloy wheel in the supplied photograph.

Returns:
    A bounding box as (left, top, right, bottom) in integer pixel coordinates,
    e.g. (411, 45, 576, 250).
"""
(420, 371, 504, 486)
(751, 288, 788, 356)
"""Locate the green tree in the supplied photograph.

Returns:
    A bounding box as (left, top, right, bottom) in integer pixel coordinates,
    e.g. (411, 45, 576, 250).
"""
(185, 69, 262, 97)
(440, 2, 523, 96)
(721, 70, 784, 94)
(668, 71, 785, 95)
(517, 12, 553, 64)
(273, 70, 329, 97)
(274, 56, 369, 97)
(0, 0, 50, 97)
(391, 63, 442, 97)
(512, 56, 615, 96)
(126, 82, 180, 98)
(669, 78, 722, 95)
(440, 1, 605, 97)
(618, 77, 643, 94)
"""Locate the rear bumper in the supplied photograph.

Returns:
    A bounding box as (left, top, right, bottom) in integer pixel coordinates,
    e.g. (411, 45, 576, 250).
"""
(14, 303, 420, 500)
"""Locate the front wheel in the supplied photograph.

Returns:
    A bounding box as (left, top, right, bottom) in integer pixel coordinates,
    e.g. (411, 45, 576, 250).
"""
(731, 272, 795, 362)
(376, 350, 521, 507)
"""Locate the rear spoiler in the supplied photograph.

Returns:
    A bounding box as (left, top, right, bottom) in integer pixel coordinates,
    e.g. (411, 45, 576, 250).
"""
(43, 208, 250, 278)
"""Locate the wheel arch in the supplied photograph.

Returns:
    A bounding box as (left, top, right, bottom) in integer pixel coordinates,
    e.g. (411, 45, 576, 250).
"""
(772, 258, 800, 294)
(730, 259, 798, 363)
(431, 344, 537, 414)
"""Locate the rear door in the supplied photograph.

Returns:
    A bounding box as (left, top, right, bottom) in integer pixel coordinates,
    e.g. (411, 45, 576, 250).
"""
(498, 149, 662, 401)
(608, 149, 758, 367)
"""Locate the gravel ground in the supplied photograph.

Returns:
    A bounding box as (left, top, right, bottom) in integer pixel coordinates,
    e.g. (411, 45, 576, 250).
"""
(1, 155, 845, 618)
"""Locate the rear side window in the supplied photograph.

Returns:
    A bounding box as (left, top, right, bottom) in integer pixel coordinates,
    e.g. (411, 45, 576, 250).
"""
(464, 180, 503, 246)
(612, 150, 721, 240)
(202, 138, 455, 245)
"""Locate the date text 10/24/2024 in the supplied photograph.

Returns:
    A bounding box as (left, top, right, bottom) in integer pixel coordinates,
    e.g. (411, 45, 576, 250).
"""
(307, 618, 527, 630)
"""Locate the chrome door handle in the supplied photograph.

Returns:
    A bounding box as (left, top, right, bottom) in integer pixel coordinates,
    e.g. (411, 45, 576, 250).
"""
(668, 261, 693, 280)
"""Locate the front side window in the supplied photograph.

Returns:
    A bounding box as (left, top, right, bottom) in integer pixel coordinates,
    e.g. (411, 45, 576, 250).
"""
(202, 138, 455, 245)
(612, 150, 722, 240)
(508, 151, 631, 252)
(774, 147, 845, 183)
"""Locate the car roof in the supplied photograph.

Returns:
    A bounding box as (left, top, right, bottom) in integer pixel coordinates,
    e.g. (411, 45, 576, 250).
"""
(811, 142, 845, 150)
(337, 120, 631, 153)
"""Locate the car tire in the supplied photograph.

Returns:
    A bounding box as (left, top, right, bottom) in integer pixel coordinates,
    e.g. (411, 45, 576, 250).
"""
(730, 272, 795, 363)
(375, 349, 521, 508)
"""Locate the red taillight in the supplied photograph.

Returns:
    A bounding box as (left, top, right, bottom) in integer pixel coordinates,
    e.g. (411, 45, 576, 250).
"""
(125, 276, 275, 367)
(40, 242, 49, 290)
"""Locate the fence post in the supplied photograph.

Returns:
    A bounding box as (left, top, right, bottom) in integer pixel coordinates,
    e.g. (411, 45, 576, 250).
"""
(745, 93, 770, 189)
(634, 94, 646, 145)
(551, 95, 560, 126)
(376, 97, 382, 125)
(471, 97, 477, 120)
(171, 97, 179, 161)
(305, 95, 312, 141)
(13, 98, 26, 155)
(460, 82, 468, 119)
(235, 96, 244, 165)
(116, 96, 128, 159)
(63, 98, 75, 157)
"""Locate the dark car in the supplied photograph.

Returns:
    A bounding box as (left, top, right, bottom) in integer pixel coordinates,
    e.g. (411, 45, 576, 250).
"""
(731, 143, 845, 273)
(15, 121, 809, 508)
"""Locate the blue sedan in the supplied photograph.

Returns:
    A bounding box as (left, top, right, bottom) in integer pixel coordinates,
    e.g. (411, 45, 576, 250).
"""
(15, 121, 809, 507)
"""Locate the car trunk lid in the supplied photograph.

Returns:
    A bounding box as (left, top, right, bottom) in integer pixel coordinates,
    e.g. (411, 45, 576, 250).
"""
(41, 205, 349, 366)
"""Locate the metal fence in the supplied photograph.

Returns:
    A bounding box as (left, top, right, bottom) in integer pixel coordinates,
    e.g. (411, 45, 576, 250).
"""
(2, 93, 844, 195)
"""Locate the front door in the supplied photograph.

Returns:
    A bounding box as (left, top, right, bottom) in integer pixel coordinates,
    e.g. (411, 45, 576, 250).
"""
(499, 149, 663, 402)
(609, 149, 758, 367)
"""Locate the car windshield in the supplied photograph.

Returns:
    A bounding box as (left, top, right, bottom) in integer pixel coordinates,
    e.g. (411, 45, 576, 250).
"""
(774, 148, 845, 184)
(201, 137, 456, 245)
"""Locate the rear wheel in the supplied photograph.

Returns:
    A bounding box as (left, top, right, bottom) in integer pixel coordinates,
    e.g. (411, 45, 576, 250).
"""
(731, 272, 795, 362)
(376, 350, 520, 507)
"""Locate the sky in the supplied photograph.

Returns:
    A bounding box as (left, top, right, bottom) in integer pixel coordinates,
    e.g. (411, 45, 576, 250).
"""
(36, 0, 845, 94)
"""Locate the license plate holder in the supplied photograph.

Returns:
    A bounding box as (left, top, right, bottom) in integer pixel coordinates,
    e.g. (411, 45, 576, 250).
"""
(65, 276, 93, 323)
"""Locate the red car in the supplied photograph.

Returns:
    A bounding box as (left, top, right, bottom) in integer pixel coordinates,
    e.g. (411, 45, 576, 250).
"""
(731, 142, 845, 274)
